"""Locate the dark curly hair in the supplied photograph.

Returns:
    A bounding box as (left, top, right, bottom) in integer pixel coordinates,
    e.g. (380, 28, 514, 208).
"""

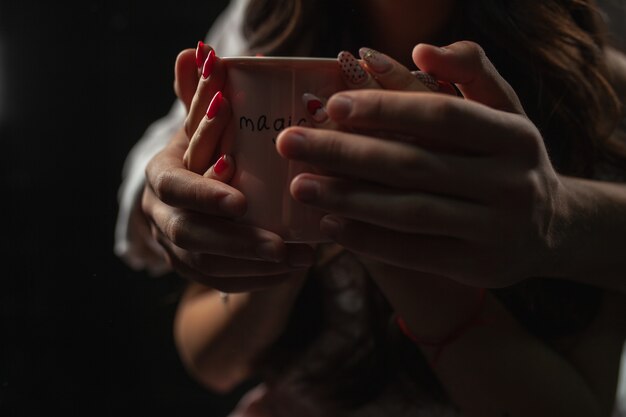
(243, 0, 623, 176)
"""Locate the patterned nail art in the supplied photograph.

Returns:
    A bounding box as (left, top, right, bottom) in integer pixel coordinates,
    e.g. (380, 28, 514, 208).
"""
(412, 71, 440, 92)
(302, 93, 328, 123)
(338, 51, 367, 84)
(359, 47, 392, 73)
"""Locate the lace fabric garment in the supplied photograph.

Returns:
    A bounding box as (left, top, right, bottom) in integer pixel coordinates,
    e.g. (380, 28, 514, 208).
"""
(227, 246, 460, 417)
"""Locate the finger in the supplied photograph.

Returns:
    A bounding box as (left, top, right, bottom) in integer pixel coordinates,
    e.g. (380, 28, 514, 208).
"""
(276, 126, 491, 200)
(411, 71, 458, 96)
(195, 40, 211, 74)
(325, 89, 530, 154)
(154, 234, 295, 292)
(185, 244, 315, 277)
(298, 93, 352, 180)
(156, 231, 312, 278)
(412, 41, 525, 115)
(358, 47, 434, 92)
(301, 93, 343, 131)
(184, 51, 227, 139)
(184, 91, 232, 174)
(161, 250, 292, 292)
(290, 173, 492, 240)
(337, 50, 381, 90)
(319, 216, 470, 279)
(203, 153, 235, 182)
(174, 47, 201, 112)
(145, 131, 246, 217)
(145, 187, 287, 262)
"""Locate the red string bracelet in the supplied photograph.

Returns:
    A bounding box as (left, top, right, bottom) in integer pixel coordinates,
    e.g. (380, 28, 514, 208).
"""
(396, 288, 487, 367)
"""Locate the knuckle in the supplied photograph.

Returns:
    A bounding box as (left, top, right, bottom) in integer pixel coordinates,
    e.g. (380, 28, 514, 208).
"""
(365, 91, 386, 122)
(152, 170, 175, 202)
(503, 115, 542, 158)
(518, 172, 537, 198)
(457, 41, 497, 81)
(322, 134, 349, 168)
(520, 124, 543, 160)
(164, 213, 187, 246)
(190, 183, 211, 208)
(524, 171, 548, 207)
(429, 97, 460, 123)
(190, 180, 210, 209)
(459, 40, 487, 65)
(184, 115, 195, 139)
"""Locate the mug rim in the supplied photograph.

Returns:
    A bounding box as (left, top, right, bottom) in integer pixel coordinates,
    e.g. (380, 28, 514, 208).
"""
(222, 56, 338, 68)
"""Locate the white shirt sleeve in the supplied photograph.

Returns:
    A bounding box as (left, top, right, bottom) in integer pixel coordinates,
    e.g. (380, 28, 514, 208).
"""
(616, 342, 626, 417)
(114, 0, 250, 275)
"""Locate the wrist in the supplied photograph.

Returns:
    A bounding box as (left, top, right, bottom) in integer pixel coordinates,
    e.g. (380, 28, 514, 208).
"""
(533, 173, 576, 278)
(396, 288, 488, 366)
(365, 261, 486, 340)
(395, 284, 486, 342)
(542, 174, 626, 289)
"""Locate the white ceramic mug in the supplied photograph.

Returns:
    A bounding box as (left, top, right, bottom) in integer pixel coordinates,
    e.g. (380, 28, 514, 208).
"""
(221, 57, 346, 243)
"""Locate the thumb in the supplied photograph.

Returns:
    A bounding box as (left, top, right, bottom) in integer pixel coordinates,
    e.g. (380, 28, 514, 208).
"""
(412, 41, 526, 115)
(203, 154, 236, 183)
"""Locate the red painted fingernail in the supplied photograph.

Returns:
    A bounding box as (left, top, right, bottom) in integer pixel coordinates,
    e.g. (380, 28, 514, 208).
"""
(302, 93, 327, 123)
(307, 99, 322, 114)
(196, 41, 205, 69)
(213, 154, 229, 175)
(206, 91, 223, 119)
(202, 50, 216, 79)
(337, 51, 367, 84)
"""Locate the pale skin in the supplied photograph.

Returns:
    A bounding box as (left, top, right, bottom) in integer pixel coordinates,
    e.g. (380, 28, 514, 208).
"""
(139, 2, 626, 416)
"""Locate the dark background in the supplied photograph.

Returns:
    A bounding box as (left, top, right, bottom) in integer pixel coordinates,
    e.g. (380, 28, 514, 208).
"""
(0, 1, 624, 417)
(0, 1, 254, 416)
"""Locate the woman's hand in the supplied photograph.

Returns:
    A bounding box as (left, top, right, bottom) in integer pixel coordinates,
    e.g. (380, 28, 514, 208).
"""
(141, 45, 314, 292)
(277, 41, 567, 288)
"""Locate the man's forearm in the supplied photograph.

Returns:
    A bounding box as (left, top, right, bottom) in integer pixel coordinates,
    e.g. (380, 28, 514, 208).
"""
(366, 264, 604, 417)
